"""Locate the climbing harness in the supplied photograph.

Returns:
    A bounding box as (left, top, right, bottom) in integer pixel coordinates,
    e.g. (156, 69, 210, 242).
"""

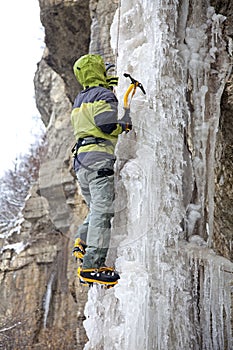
(72, 137, 113, 154)
(72, 137, 114, 173)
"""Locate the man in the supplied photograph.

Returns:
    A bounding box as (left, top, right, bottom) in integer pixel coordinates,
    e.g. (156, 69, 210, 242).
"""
(71, 54, 131, 286)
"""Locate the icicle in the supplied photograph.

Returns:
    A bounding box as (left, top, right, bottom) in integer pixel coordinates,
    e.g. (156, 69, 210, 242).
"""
(43, 272, 55, 328)
(82, 1, 233, 349)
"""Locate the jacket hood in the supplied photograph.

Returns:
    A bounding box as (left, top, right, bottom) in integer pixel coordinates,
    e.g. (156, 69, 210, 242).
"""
(73, 54, 108, 89)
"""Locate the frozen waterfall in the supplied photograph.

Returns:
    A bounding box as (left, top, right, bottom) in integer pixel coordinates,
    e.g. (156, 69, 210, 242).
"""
(83, 1, 233, 349)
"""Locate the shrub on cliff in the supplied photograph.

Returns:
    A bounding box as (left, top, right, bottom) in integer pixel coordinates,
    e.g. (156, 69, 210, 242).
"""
(0, 134, 47, 235)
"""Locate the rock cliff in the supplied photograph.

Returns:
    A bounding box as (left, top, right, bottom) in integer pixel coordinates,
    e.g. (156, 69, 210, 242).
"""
(0, 0, 117, 349)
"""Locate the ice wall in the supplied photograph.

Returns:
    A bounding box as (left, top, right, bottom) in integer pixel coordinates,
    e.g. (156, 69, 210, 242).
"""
(83, 1, 233, 349)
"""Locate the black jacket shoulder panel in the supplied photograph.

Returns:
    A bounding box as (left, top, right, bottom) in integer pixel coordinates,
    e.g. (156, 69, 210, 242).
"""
(73, 86, 118, 109)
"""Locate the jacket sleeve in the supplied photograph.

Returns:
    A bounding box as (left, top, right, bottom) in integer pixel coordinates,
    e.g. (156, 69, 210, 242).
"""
(94, 90, 122, 135)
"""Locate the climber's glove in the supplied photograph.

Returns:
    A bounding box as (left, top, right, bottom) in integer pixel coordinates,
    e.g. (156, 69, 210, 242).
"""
(119, 108, 132, 132)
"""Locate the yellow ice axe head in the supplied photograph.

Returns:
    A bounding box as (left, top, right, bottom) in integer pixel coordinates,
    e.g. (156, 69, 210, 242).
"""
(123, 73, 146, 109)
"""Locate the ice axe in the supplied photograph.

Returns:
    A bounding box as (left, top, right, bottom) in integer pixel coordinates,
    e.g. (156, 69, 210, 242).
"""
(123, 73, 146, 110)
(122, 73, 146, 132)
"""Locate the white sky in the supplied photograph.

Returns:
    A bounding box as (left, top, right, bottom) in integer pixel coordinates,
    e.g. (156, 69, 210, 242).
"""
(0, 0, 45, 176)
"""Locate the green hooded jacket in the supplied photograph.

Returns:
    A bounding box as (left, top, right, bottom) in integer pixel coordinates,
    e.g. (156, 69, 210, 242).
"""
(71, 54, 126, 171)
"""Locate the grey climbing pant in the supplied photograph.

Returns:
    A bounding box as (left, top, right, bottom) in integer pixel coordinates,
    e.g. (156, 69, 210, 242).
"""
(75, 159, 115, 269)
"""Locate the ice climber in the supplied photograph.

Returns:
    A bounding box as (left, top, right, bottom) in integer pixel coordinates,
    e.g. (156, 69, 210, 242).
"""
(71, 54, 132, 286)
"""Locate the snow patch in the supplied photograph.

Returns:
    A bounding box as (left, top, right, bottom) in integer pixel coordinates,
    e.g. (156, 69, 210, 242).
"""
(1, 241, 29, 255)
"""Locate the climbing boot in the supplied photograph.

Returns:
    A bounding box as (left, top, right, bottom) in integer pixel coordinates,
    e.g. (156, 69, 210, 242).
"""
(72, 238, 87, 262)
(77, 266, 120, 286)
